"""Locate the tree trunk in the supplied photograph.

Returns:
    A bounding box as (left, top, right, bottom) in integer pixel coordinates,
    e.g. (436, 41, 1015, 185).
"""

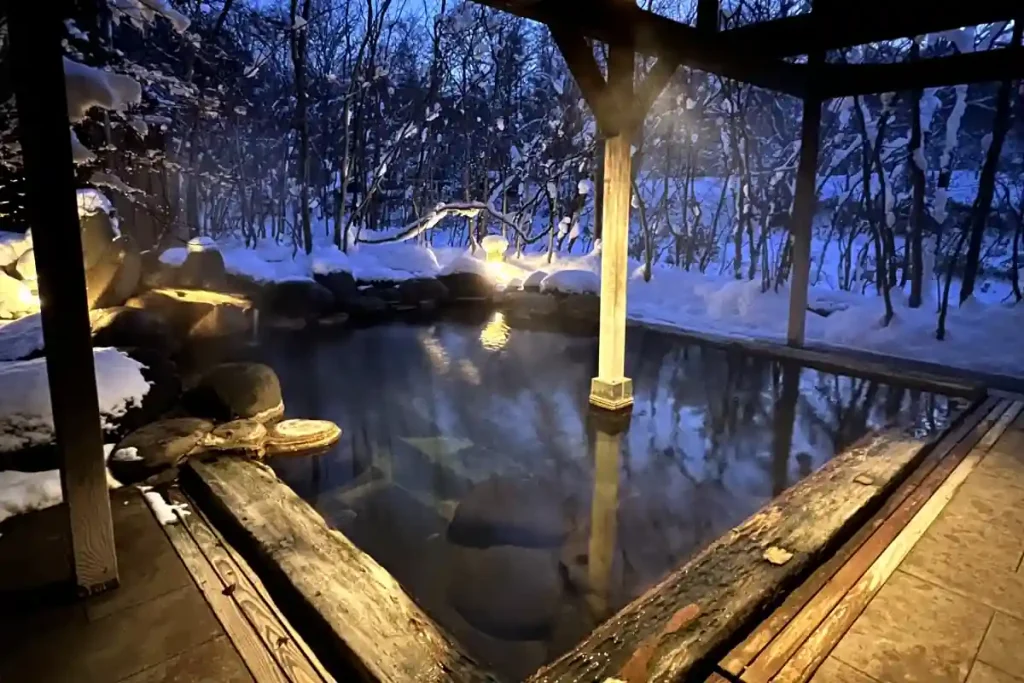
(907, 40, 926, 308)
(290, 0, 314, 255)
(959, 22, 1021, 304)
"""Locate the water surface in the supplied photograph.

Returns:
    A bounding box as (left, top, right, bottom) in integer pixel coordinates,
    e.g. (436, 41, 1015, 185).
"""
(257, 314, 961, 680)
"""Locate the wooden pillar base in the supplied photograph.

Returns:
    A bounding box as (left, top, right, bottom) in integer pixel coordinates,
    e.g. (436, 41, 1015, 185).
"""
(589, 377, 634, 412)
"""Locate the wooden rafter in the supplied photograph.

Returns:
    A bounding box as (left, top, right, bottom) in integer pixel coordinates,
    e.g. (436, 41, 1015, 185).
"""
(725, 0, 1020, 58)
(549, 28, 622, 133)
(475, 0, 807, 96)
(550, 28, 681, 135)
(816, 45, 1024, 98)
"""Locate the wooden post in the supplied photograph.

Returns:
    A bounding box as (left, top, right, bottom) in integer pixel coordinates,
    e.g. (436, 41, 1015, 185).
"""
(590, 38, 635, 412)
(8, 6, 119, 594)
(786, 84, 822, 347)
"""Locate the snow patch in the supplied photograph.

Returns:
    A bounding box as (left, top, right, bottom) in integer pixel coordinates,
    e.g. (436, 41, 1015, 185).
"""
(140, 488, 189, 525)
(64, 58, 142, 123)
(540, 269, 600, 295)
(0, 349, 152, 453)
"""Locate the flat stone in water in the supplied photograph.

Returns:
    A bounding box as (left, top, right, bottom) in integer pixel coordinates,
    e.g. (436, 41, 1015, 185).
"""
(265, 419, 342, 455)
(199, 419, 267, 458)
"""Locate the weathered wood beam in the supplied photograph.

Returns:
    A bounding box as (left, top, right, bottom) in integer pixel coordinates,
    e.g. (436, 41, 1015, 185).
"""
(589, 34, 635, 412)
(787, 83, 822, 347)
(696, 0, 719, 33)
(815, 47, 1024, 98)
(8, 3, 118, 594)
(475, 0, 807, 96)
(631, 56, 682, 129)
(549, 29, 620, 134)
(185, 458, 495, 683)
(528, 425, 948, 682)
(725, 0, 1020, 58)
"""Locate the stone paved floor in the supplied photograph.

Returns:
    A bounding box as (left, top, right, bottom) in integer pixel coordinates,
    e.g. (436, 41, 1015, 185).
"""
(0, 488, 254, 683)
(815, 413, 1024, 683)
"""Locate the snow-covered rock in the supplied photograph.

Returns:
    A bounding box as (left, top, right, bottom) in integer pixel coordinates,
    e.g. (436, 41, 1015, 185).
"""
(442, 252, 489, 277)
(522, 270, 548, 292)
(0, 272, 39, 320)
(539, 269, 600, 295)
(0, 231, 32, 269)
(0, 348, 152, 454)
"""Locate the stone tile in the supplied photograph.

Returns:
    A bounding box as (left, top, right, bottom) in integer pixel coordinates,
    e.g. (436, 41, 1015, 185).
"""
(979, 612, 1024, 679)
(967, 661, 1024, 683)
(0, 586, 222, 683)
(811, 657, 882, 683)
(900, 481, 1024, 617)
(831, 570, 992, 683)
(118, 636, 253, 683)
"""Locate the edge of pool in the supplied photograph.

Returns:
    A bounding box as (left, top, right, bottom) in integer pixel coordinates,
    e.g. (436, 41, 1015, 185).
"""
(180, 391, 991, 683)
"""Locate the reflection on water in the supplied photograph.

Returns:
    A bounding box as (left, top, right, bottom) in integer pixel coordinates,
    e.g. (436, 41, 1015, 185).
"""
(258, 319, 963, 680)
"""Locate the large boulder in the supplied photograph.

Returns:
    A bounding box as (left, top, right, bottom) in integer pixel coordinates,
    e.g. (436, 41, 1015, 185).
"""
(261, 280, 335, 320)
(86, 236, 142, 309)
(397, 278, 450, 306)
(109, 347, 183, 440)
(521, 270, 547, 292)
(107, 417, 214, 484)
(447, 476, 571, 548)
(79, 210, 117, 271)
(314, 270, 359, 304)
(437, 272, 494, 301)
(89, 306, 177, 355)
(125, 288, 252, 340)
(184, 362, 284, 423)
(447, 545, 563, 640)
(14, 248, 36, 282)
(176, 248, 228, 291)
(0, 271, 39, 320)
(138, 250, 179, 291)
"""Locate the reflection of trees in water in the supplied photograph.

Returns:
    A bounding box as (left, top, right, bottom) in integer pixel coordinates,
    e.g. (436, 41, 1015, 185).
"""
(266, 321, 958, 620)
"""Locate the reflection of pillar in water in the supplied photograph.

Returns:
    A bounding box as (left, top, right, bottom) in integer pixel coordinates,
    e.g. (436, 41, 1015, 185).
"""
(771, 363, 801, 496)
(586, 408, 630, 619)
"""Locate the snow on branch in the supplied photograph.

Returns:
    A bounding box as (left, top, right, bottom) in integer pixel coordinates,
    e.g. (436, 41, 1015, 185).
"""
(64, 58, 142, 123)
(359, 201, 529, 245)
(111, 0, 191, 34)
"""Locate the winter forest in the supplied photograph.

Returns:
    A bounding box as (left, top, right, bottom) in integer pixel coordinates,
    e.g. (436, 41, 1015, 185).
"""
(1, 0, 1022, 375)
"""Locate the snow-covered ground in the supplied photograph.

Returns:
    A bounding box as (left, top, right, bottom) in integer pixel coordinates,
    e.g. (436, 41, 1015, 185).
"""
(0, 349, 150, 523)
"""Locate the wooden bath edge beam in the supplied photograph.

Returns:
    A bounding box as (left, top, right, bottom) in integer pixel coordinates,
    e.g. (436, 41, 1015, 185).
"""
(526, 405, 977, 682)
(629, 319, 994, 399)
(182, 459, 498, 683)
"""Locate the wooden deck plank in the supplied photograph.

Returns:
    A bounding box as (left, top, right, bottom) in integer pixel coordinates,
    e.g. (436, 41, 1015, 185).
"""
(118, 635, 255, 683)
(159, 497, 291, 683)
(168, 489, 331, 683)
(183, 492, 335, 683)
(772, 401, 1024, 683)
(723, 397, 1004, 679)
(185, 457, 496, 683)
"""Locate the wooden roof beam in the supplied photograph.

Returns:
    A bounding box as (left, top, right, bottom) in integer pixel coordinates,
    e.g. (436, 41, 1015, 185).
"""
(815, 46, 1024, 98)
(474, 0, 808, 96)
(725, 0, 1020, 58)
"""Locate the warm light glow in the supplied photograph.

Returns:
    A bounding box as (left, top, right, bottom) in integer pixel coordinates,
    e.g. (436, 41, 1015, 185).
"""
(483, 260, 527, 288)
(481, 234, 509, 262)
(150, 287, 251, 308)
(18, 287, 40, 308)
(479, 311, 510, 351)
